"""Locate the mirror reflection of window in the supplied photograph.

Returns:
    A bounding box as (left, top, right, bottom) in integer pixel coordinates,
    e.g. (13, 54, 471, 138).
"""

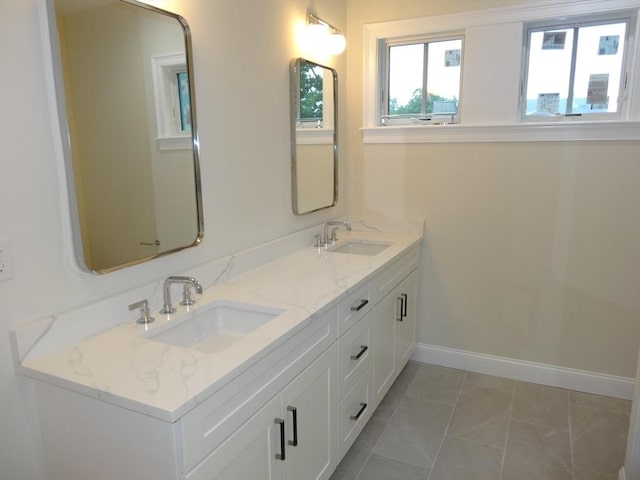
(298, 63, 324, 128)
(177, 71, 191, 132)
(151, 53, 192, 146)
(290, 58, 337, 215)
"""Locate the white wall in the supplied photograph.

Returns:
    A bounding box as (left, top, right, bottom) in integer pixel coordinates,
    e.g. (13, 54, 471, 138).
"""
(346, 0, 640, 378)
(0, 1, 346, 478)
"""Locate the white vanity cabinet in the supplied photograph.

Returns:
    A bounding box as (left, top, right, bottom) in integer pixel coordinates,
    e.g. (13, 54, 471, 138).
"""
(372, 266, 418, 407)
(29, 239, 421, 480)
(334, 247, 419, 461)
(187, 344, 337, 480)
(335, 292, 375, 460)
(36, 307, 338, 480)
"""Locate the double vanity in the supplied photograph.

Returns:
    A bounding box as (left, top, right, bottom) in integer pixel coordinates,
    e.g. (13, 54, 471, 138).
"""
(13, 220, 422, 480)
(32, 1, 423, 478)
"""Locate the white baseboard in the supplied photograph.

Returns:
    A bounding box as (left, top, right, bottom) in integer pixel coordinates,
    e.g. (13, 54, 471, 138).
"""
(619, 467, 626, 480)
(412, 343, 634, 400)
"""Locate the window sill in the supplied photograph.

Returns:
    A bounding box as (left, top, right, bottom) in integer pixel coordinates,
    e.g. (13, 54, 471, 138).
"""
(155, 136, 192, 151)
(361, 121, 640, 144)
(295, 129, 334, 145)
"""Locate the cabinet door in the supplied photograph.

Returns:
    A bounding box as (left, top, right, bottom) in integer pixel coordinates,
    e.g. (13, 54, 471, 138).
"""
(395, 270, 418, 372)
(185, 395, 283, 480)
(372, 289, 399, 407)
(281, 345, 337, 480)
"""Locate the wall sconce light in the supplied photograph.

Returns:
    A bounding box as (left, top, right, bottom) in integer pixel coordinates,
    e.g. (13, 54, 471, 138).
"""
(304, 12, 346, 55)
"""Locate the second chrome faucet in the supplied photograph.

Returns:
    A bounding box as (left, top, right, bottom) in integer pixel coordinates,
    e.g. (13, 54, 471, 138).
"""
(160, 276, 203, 314)
(323, 221, 351, 246)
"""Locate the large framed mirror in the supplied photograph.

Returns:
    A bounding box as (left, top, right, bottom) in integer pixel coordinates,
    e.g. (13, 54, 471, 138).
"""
(290, 58, 338, 215)
(45, 0, 203, 273)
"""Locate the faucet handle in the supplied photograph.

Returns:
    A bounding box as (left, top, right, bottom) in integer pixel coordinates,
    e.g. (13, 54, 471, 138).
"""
(180, 284, 197, 306)
(314, 234, 322, 249)
(129, 299, 155, 324)
(330, 226, 339, 244)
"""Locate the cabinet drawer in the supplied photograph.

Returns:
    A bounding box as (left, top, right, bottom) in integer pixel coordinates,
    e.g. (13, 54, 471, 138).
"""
(336, 366, 373, 462)
(337, 313, 372, 401)
(374, 246, 419, 303)
(179, 307, 337, 472)
(184, 395, 282, 480)
(337, 281, 373, 336)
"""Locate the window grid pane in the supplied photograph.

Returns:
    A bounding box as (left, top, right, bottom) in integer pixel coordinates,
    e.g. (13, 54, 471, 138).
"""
(573, 22, 626, 113)
(426, 39, 461, 114)
(525, 29, 574, 115)
(388, 43, 424, 115)
(177, 71, 191, 132)
(384, 38, 462, 124)
(523, 15, 629, 120)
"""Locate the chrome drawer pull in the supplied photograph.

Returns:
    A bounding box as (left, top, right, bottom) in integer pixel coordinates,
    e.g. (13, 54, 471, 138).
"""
(350, 402, 368, 421)
(350, 345, 368, 360)
(350, 299, 369, 312)
(275, 418, 285, 460)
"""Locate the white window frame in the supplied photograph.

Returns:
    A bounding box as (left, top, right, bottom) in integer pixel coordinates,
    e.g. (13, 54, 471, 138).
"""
(362, 0, 640, 144)
(380, 33, 464, 126)
(521, 12, 635, 122)
(151, 53, 191, 150)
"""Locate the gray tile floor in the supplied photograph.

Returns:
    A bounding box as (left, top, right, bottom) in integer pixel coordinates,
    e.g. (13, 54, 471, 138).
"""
(330, 362, 631, 480)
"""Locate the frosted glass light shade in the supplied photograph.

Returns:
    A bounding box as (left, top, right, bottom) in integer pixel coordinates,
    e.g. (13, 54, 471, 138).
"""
(301, 13, 346, 56)
(327, 33, 346, 55)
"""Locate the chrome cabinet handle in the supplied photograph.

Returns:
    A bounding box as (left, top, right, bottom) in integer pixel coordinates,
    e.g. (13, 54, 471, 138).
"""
(275, 418, 285, 460)
(350, 345, 369, 360)
(351, 299, 369, 312)
(401, 293, 408, 317)
(350, 402, 368, 421)
(287, 406, 298, 447)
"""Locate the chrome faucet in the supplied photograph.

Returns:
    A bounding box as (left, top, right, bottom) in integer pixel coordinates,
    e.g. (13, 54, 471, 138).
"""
(160, 276, 203, 314)
(323, 221, 351, 246)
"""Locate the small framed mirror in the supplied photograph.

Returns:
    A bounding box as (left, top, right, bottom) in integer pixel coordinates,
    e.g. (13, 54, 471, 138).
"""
(290, 58, 338, 215)
(45, 0, 203, 273)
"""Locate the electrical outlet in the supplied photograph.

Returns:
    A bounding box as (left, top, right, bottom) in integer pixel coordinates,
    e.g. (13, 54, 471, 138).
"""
(0, 237, 14, 282)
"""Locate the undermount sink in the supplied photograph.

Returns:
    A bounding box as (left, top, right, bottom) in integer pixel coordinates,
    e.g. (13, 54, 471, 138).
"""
(143, 301, 284, 353)
(329, 240, 391, 256)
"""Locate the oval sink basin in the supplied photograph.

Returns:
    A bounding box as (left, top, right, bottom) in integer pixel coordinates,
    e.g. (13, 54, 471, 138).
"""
(142, 301, 284, 353)
(329, 240, 391, 256)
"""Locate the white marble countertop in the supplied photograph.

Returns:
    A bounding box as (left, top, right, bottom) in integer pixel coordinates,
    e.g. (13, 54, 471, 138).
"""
(17, 228, 422, 422)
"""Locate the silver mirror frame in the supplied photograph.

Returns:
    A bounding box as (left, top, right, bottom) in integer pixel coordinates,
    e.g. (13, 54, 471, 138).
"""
(44, 0, 204, 274)
(290, 57, 338, 215)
